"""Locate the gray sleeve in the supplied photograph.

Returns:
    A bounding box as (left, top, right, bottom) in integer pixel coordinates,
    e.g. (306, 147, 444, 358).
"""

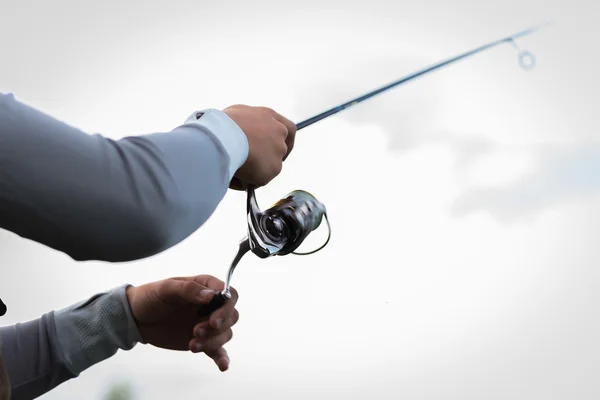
(0, 286, 143, 400)
(0, 93, 249, 262)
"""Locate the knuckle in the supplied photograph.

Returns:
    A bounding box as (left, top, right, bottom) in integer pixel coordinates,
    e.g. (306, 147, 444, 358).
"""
(193, 325, 203, 337)
(278, 123, 288, 135)
(159, 280, 175, 296)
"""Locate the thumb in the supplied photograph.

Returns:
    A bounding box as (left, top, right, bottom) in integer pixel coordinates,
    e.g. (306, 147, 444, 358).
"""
(156, 279, 217, 305)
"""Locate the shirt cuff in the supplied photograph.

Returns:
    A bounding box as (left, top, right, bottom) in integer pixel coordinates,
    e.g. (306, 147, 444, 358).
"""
(53, 284, 144, 376)
(181, 109, 249, 181)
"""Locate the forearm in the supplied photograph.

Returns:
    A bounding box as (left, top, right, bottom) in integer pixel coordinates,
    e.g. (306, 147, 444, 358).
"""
(0, 93, 248, 262)
(0, 286, 143, 399)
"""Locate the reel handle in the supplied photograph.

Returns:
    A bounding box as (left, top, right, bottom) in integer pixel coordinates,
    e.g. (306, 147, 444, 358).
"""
(196, 238, 250, 317)
(197, 291, 231, 317)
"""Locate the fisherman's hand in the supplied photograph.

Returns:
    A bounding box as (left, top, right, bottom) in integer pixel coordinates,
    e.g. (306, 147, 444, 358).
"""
(223, 105, 296, 190)
(125, 275, 239, 372)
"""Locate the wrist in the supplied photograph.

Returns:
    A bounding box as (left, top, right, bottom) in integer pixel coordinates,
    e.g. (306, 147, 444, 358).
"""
(125, 285, 135, 308)
(53, 285, 146, 375)
(125, 285, 145, 342)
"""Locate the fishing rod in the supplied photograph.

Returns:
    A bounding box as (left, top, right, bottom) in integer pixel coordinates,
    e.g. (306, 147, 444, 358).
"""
(194, 22, 550, 316)
(295, 22, 550, 131)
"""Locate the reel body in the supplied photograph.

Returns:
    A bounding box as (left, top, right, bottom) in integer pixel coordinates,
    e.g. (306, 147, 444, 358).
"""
(247, 188, 329, 258)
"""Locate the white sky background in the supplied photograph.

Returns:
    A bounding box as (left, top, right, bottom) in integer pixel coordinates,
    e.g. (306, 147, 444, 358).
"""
(1, 0, 600, 399)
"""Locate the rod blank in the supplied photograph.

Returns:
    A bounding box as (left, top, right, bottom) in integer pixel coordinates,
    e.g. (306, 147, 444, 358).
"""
(295, 23, 550, 131)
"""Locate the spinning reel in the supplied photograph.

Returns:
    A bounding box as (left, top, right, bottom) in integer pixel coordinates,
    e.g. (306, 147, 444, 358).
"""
(197, 187, 331, 316)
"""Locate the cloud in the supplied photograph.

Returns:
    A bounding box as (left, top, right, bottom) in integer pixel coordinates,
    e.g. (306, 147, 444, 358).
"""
(452, 142, 600, 221)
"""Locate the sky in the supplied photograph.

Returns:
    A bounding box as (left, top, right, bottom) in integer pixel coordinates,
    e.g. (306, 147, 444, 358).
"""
(1, 0, 600, 399)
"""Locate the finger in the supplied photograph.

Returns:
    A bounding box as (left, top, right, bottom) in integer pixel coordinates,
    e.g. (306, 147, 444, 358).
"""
(272, 112, 297, 160)
(171, 276, 239, 328)
(207, 286, 239, 330)
(193, 308, 239, 337)
(206, 347, 230, 372)
(156, 279, 217, 306)
(283, 133, 295, 161)
(189, 276, 239, 315)
(274, 128, 289, 158)
(272, 111, 296, 138)
(189, 329, 234, 355)
(189, 275, 228, 293)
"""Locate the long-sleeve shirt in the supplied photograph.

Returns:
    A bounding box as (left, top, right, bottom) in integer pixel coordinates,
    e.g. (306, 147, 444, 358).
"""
(0, 92, 249, 262)
(0, 92, 250, 399)
(1, 286, 142, 400)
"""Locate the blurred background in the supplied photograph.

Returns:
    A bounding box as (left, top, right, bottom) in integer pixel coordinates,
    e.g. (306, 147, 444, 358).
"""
(1, 0, 599, 399)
